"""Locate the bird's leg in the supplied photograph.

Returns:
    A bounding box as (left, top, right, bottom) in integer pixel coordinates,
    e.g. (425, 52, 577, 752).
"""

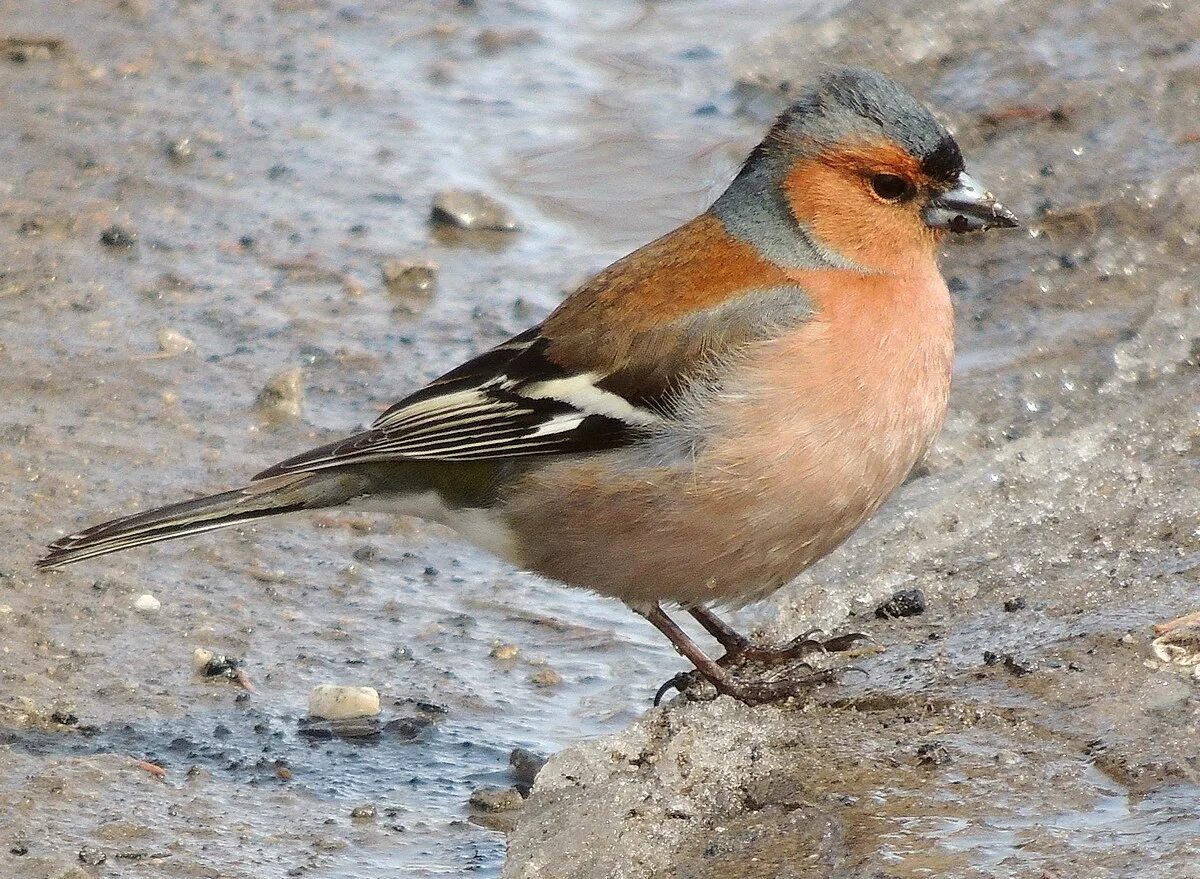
(690, 605, 866, 667)
(637, 604, 857, 707)
(637, 604, 729, 704)
(688, 606, 752, 654)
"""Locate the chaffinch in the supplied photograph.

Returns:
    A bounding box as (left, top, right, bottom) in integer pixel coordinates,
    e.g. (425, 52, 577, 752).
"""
(39, 67, 1017, 704)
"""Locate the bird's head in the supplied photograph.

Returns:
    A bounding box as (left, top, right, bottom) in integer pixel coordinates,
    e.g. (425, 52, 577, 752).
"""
(720, 67, 1018, 274)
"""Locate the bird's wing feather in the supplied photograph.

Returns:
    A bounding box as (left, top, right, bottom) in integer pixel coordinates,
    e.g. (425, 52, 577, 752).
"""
(252, 329, 661, 479)
(255, 217, 817, 481)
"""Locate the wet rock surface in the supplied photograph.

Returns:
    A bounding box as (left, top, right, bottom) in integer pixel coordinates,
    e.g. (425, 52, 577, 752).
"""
(430, 189, 520, 232)
(506, 0, 1200, 876)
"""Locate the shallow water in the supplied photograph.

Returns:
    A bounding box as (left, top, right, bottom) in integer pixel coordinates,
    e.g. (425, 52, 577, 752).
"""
(0, 0, 832, 875)
(2, 0, 1197, 877)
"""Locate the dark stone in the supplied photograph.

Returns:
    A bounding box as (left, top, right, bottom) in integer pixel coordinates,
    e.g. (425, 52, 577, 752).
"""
(509, 747, 547, 793)
(99, 225, 136, 248)
(875, 588, 926, 619)
(916, 742, 952, 767)
(78, 845, 106, 866)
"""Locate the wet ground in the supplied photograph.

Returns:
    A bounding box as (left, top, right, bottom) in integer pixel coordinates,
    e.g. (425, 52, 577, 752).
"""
(1, 0, 1197, 877)
(0, 0, 839, 876)
(505, 0, 1200, 876)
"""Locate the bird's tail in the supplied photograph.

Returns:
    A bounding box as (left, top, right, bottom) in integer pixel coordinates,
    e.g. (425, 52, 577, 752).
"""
(37, 471, 369, 570)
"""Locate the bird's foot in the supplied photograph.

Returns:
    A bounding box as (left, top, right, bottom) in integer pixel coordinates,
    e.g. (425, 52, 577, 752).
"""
(640, 605, 867, 707)
(717, 629, 868, 668)
(655, 663, 865, 707)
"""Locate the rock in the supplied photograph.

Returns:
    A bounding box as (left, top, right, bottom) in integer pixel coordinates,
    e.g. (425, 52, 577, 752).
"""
(165, 137, 193, 164)
(1003, 596, 1027, 612)
(476, 28, 539, 54)
(490, 642, 520, 660)
(916, 742, 952, 767)
(297, 717, 381, 739)
(99, 225, 136, 248)
(157, 327, 195, 355)
(78, 845, 106, 866)
(530, 667, 562, 688)
(0, 35, 66, 63)
(509, 748, 547, 792)
(470, 785, 524, 812)
(192, 647, 244, 681)
(874, 588, 926, 619)
(350, 804, 377, 820)
(192, 647, 215, 672)
(383, 716, 434, 741)
(255, 367, 304, 421)
(307, 685, 380, 720)
(381, 259, 437, 298)
(133, 593, 161, 613)
(1151, 626, 1200, 667)
(430, 189, 519, 231)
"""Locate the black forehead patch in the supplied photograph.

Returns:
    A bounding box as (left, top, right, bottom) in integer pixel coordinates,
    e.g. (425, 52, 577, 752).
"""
(920, 136, 964, 184)
(762, 67, 964, 184)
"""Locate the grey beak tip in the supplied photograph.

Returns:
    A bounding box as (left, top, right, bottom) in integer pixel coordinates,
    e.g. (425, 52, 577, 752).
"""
(925, 172, 1020, 234)
(992, 203, 1020, 229)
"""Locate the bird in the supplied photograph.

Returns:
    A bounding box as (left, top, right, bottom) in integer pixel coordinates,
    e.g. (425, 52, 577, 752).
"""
(38, 67, 1017, 704)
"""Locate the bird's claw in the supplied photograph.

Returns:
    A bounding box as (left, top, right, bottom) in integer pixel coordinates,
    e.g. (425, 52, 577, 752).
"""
(653, 671, 699, 706)
(716, 630, 868, 668)
(653, 649, 868, 707)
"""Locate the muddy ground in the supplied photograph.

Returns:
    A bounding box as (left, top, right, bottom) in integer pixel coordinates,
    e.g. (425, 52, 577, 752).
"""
(508, 0, 1200, 877)
(0, 0, 1197, 877)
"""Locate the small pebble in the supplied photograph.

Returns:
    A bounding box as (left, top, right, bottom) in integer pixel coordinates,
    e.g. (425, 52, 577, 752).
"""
(255, 367, 304, 421)
(134, 593, 161, 613)
(383, 716, 434, 741)
(469, 785, 524, 812)
(916, 742, 952, 767)
(165, 137, 193, 164)
(192, 647, 244, 682)
(157, 327, 195, 355)
(430, 189, 519, 231)
(1151, 627, 1200, 667)
(1004, 654, 1035, 676)
(298, 717, 381, 739)
(530, 667, 562, 688)
(509, 747, 546, 792)
(78, 845, 106, 866)
(99, 225, 136, 248)
(1003, 596, 1027, 612)
(192, 647, 215, 672)
(308, 685, 380, 720)
(875, 588, 926, 619)
(489, 643, 519, 661)
(382, 259, 437, 299)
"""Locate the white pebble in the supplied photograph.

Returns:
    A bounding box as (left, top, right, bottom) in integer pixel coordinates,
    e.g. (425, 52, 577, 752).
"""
(157, 327, 195, 355)
(192, 647, 215, 672)
(308, 685, 380, 720)
(134, 593, 161, 613)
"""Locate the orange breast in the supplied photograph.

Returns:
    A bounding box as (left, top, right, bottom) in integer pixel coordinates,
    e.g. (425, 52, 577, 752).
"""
(506, 264, 955, 608)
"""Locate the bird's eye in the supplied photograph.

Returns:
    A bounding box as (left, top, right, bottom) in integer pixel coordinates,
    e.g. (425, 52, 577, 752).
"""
(870, 173, 913, 202)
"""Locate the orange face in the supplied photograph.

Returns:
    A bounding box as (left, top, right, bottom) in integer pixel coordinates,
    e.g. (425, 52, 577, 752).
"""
(782, 141, 947, 274)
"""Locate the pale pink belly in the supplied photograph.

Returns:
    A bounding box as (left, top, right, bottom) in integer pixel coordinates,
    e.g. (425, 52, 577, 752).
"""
(507, 352, 950, 607)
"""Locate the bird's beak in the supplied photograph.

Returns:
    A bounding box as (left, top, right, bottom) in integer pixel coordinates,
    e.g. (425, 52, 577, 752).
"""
(923, 171, 1019, 233)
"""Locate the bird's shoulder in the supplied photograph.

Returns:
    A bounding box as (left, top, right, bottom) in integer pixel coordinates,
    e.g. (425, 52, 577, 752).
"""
(254, 213, 820, 479)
